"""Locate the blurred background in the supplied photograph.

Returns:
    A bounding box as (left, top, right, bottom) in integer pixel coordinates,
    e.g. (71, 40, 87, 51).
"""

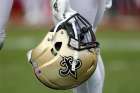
(0, 0, 140, 93)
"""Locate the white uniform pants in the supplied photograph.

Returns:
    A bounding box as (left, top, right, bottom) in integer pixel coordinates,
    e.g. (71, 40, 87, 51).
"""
(73, 54, 105, 93)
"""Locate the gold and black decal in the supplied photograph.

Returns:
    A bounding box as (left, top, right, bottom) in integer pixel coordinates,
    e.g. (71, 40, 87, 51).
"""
(59, 56, 82, 79)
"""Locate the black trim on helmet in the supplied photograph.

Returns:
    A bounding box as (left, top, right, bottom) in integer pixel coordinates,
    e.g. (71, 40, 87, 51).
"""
(50, 13, 100, 51)
(64, 13, 99, 51)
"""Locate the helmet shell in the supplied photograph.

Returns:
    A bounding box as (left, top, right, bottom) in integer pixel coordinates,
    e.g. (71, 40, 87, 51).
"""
(30, 29, 98, 90)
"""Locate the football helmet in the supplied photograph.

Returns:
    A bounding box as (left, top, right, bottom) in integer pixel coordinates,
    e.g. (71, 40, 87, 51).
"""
(27, 13, 100, 90)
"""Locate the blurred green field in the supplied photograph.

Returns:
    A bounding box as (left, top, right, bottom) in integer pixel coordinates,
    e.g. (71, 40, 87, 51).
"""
(0, 24, 140, 93)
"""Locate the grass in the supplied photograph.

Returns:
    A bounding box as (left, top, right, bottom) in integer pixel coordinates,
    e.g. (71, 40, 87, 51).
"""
(0, 24, 140, 93)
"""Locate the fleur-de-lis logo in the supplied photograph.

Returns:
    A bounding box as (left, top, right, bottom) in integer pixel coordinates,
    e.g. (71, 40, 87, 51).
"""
(59, 56, 82, 79)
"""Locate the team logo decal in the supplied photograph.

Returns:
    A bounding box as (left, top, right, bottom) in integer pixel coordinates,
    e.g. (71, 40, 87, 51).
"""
(59, 56, 82, 79)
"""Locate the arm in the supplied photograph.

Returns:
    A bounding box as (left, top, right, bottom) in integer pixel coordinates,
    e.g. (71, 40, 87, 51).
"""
(51, 0, 67, 22)
(51, 0, 76, 24)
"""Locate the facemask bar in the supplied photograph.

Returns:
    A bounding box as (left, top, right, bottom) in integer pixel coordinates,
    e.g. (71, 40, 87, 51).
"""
(50, 13, 99, 51)
(63, 13, 99, 51)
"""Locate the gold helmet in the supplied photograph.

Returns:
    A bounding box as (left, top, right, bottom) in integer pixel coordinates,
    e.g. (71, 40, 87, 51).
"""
(27, 13, 100, 90)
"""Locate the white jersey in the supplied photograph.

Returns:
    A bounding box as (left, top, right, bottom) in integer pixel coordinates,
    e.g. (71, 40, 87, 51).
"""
(70, 0, 112, 27)
(70, 0, 98, 26)
(51, 0, 112, 26)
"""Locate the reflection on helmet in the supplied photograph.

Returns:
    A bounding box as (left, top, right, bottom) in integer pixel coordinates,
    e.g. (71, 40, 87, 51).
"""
(27, 13, 100, 90)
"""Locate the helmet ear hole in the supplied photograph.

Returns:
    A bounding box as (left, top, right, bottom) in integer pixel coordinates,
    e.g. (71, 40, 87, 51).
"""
(55, 42, 62, 51)
(51, 42, 62, 56)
